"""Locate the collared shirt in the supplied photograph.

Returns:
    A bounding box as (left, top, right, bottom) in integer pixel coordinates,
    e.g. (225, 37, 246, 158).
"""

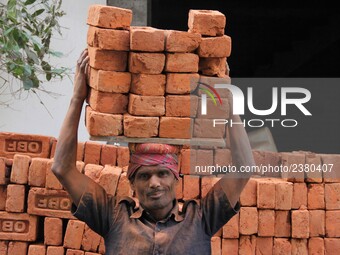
(72, 179, 240, 255)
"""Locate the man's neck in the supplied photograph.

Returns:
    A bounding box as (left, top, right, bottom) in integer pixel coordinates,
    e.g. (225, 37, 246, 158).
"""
(143, 201, 175, 222)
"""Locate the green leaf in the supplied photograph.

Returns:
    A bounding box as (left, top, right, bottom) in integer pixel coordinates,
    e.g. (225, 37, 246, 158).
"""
(23, 77, 34, 89)
(32, 8, 44, 18)
(25, 47, 39, 64)
(24, 0, 36, 5)
(46, 72, 51, 81)
(49, 50, 62, 57)
(7, 0, 16, 11)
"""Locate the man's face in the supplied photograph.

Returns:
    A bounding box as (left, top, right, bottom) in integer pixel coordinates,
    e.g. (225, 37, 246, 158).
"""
(130, 165, 177, 212)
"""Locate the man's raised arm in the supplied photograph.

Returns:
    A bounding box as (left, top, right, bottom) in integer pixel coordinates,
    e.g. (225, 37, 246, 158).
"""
(51, 49, 91, 206)
(220, 114, 255, 208)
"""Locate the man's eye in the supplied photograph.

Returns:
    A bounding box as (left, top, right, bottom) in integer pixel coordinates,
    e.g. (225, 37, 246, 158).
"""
(159, 171, 169, 177)
(138, 173, 149, 180)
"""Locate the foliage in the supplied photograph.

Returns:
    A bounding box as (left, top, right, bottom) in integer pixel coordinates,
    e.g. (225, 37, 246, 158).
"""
(0, 0, 68, 92)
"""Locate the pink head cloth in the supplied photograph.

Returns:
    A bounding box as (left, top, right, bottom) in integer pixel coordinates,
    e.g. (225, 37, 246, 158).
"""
(127, 143, 180, 180)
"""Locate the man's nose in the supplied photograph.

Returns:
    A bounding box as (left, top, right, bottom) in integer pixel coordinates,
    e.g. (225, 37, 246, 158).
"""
(149, 175, 161, 188)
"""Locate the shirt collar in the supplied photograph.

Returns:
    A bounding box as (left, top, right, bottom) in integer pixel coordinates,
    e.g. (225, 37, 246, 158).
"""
(128, 198, 184, 222)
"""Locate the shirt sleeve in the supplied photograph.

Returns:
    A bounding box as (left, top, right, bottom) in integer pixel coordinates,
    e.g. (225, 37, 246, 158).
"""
(200, 180, 240, 236)
(71, 178, 116, 237)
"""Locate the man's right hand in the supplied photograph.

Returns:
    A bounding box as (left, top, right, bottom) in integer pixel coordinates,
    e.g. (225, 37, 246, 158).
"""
(73, 48, 89, 102)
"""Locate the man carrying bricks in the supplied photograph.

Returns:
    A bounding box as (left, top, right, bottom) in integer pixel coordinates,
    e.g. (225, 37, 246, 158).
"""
(52, 49, 255, 254)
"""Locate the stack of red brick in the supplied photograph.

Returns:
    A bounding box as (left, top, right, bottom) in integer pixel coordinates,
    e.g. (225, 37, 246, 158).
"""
(85, 5, 232, 139)
(1, 132, 340, 254)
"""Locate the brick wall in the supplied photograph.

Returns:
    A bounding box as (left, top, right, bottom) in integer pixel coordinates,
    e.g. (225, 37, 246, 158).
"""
(0, 132, 340, 254)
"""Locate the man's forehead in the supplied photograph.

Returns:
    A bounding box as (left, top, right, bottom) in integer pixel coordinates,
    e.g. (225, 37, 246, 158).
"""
(137, 165, 171, 173)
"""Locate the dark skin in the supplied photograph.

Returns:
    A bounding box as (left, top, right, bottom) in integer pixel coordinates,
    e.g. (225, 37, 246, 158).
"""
(52, 49, 255, 221)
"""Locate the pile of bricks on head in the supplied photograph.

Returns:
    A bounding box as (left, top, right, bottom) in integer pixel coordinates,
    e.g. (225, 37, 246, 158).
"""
(85, 4, 231, 139)
(1, 135, 340, 255)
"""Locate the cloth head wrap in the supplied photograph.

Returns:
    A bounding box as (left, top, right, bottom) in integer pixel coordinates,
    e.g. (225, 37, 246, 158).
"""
(127, 143, 180, 180)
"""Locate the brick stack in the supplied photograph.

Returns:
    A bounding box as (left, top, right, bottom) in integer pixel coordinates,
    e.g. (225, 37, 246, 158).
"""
(85, 5, 232, 140)
(1, 132, 340, 254)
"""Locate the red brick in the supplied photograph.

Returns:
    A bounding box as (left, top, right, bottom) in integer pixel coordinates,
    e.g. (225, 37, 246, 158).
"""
(201, 176, 220, 198)
(326, 210, 340, 237)
(281, 152, 306, 182)
(47, 246, 64, 255)
(183, 175, 200, 200)
(0, 212, 37, 241)
(292, 183, 307, 209)
(97, 165, 122, 196)
(175, 177, 183, 200)
(305, 153, 323, 182)
(44, 217, 63, 246)
(7, 241, 28, 255)
(117, 146, 130, 167)
(87, 26, 129, 50)
(10, 154, 31, 184)
(325, 183, 340, 210)
(123, 114, 159, 138)
(273, 238, 291, 255)
(129, 52, 165, 74)
(27, 188, 75, 219)
(263, 151, 281, 178)
(179, 149, 194, 175)
(81, 224, 101, 252)
(64, 220, 85, 249)
(87, 89, 128, 114)
(128, 94, 165, 116)
(159, 117, 192, 139)
(308, 184, 325, 209)
(28, 158, 49, 187)
(292, 209, 309, 238)
(321, 154, 340, 183)
(214, 149, 232, 168)
(275, 181, 293, 210)
(88, 47, 127, 71)
(165, 30, 201, 52)
(49, 138, 57, 159)
(291, 239, 308, 255)
(165, 53, 199, 73)
(28, 244, 46, 255)
(116, 172, 133, 197)
(66, 249, 85, 255)
(258, 210, 275, 237)
(130, 26, 165, 52)
(197, 97, 230, 119)
(0, 158, 6, 185)
(0, 132, 53, 159)
(0, 241, 7, 255)
(0, 186, 6, 211)
(193, 118, 226, 139)
(194, 149, 214, 176)
(309, 210, 325, 237)
(222, 213, 239, 238)
(84, 252, 101, 255)
(100, 144, 117, 166)
(275, 211, 291, 237)
(5, 184, 25, 212)
(199, 57, 227, 78)
(257, 179, 276, 209)
(211, 236, 221, 255)
(84, 164, 103, 182)
(46, 159, 63, 190)
(240, 178, 257, 207)
(76, 161, 85, 173)
(166, 95, 197, 117)
(239, 235, 256, 255)
(256, 237, 273, 255)
(221, 239, 238, 255)
(188, 10, 226, 36)
(88, 68, 130, 93)
(85, 106, 123, 136)
(84, 141, 102, 165)
(198, 36, 231, 58)
(197, 75, 232, 98)
(166, 73, 199, 94)
(87, 4, 132, 29)
(130, 74, 166, 96)
(324, 238, 340, 255)
(308, 237, 324, 255)
(239, 207, 258, 235)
